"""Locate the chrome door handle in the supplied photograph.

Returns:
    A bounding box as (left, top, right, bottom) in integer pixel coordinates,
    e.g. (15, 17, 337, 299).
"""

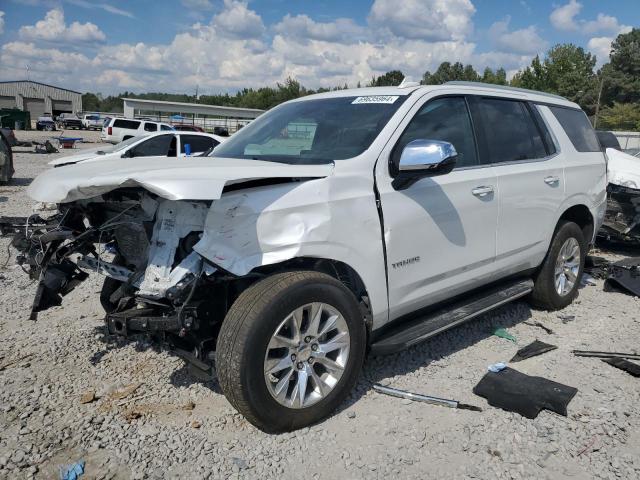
(472, 186, 494, 197)
(544, 176, 560, 185)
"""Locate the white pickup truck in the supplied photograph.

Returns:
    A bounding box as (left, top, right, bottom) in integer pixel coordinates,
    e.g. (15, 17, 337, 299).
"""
(0, 82, 606, 432)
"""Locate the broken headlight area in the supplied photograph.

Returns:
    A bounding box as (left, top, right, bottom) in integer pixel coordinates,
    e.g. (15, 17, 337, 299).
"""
(599, 184, 640, 246)
(0, 190, 232, 359)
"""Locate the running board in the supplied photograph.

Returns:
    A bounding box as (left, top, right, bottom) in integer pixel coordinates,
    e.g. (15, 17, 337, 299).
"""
(370, 278, 534, 356)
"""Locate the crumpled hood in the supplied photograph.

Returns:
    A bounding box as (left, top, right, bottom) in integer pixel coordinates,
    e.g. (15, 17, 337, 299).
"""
(607, 148, 640, 190)
(28, 156, 334, 203)
(48, 146, 107, 167)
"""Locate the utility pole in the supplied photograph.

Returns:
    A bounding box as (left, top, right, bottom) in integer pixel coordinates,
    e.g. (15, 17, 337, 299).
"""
(593, 75, 605, 129)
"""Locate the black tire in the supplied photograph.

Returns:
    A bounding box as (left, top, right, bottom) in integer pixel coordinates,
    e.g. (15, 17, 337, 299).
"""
(216, 271, 366, 433)
(528, 221, 586, 310)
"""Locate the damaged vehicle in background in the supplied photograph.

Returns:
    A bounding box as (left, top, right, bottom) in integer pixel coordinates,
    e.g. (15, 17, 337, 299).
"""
(0, 128, 13, 183)
(0, 82, 606, 432)
(49, 131, 226, 167)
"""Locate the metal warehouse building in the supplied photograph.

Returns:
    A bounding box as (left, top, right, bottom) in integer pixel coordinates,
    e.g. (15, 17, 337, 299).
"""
(0, 80, 82, 121)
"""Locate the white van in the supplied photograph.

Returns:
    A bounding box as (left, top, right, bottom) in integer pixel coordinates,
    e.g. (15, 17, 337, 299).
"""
(101, 118, 174, 143)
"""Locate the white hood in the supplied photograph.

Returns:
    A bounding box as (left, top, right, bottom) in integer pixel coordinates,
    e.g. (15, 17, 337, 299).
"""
(48, 146, 108, 167)
(28, 156, 334, 203)
(607, 148, 640, 189)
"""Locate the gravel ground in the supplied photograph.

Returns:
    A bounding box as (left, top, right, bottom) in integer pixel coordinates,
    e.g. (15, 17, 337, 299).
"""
(1, 130, 639, 480)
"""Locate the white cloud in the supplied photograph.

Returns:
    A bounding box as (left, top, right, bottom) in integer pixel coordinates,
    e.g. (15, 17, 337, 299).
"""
(274, 14, 367, 44)
(368, 0, 475, 42)
(550, 1, 630, 35)
(181, 0, 214, 9)
(19, 9, 106, 44)
(211, 0, 265, 39)
(489, 17, 547, 55)
(0, 11, 5, 36)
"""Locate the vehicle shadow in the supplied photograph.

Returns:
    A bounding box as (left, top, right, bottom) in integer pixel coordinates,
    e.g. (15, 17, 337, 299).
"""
(0, 196, 6, 203)
(333, 300, 535, 415)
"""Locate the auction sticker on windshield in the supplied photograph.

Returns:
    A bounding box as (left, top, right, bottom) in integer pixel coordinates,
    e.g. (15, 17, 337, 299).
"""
(352, 96, 399, 104)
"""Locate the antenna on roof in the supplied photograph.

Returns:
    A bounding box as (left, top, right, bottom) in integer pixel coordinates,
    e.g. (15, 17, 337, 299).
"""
(398, 76, 420, 89)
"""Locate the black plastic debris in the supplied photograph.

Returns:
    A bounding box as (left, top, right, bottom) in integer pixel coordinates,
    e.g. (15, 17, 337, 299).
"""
(510, 340, 558, 362)
(523, 321, 554, 334)
(604, 257, 640, 297)
(573, 350, 640, 361)
(584, 255, 610, 279)
(473, 367, 577, 419)
(602, 358, 640, 377)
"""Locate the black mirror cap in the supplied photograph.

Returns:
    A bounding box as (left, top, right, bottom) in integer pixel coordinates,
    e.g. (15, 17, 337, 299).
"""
(392, 155, 457, 190)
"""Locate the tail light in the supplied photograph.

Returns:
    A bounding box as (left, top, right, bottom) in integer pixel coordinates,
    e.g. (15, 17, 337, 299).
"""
(108, 127, 112, 135)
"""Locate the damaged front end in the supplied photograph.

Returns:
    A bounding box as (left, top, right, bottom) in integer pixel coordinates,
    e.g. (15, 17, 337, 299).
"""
(600, 183, 640, 244)
(1, 189, 242, 368)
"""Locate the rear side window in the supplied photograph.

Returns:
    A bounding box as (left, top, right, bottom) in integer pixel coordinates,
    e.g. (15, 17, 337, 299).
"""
(113, 119, 140, 130)
(549, 106, 600, 152)
(180, 135, 217, 154)
(478, 98, 547, 163)
(144, 122, 158, 132)
(393, 96, 478, 169)
(160, 124, 173, 131)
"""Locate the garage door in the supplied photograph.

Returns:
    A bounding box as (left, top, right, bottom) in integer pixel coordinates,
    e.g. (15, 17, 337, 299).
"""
(23, 97, 46, 119)
(52, 100, 72, 113)
(0, 96, 16, 109)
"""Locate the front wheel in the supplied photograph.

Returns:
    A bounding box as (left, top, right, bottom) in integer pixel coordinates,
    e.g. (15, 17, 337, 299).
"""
(216, 271, 366, 432)
(529, 221, 586, 310)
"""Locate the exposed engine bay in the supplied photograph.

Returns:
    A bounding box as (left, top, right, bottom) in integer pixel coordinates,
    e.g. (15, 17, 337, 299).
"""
(600, 148, 640, 246)
(0, 189, 260, 369)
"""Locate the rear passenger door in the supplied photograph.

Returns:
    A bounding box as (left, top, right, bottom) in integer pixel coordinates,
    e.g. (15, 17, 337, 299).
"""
(470, 96, 563, 272)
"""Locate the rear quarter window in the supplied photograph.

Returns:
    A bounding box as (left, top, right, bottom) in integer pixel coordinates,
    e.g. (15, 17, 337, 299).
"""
(549, 106, 600, 152)
(113, 119, 141, 130)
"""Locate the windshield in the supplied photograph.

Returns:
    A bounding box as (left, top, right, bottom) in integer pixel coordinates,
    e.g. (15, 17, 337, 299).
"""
(212, 95, 406, 164)
(96, 135, 145, 154)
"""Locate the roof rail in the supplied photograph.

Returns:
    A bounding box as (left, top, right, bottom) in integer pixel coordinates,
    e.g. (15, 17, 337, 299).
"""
(444, 81, 567, 101)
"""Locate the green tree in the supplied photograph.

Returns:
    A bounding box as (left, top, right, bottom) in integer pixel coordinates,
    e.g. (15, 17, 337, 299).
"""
(598, 102, 640, 130)
(422, 62, 480, 84)
(511, 45, 598, 114)
(600, 28, 640, 105)
(369, 70, 405, 87)
(81, 93, 101, 111)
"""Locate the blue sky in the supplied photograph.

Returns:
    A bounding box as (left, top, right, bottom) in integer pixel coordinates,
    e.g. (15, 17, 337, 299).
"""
(0, 0, 637, 94)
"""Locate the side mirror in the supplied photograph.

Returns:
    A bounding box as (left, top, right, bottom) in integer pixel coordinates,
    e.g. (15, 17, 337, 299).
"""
(392, 139, 458, 190)
(122, 149, 133, 158)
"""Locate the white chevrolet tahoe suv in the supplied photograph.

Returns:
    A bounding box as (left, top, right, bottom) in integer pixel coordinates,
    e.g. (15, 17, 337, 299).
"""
(0, 82, 606, 432)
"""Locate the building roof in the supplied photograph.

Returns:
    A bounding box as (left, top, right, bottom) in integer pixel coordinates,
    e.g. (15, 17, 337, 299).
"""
(0, 80, 82, 95)
(122, 98, 264, 119)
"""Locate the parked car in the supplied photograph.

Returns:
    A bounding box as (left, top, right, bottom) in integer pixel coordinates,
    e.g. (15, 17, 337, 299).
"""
(0, 83, 606, 432)
(49, 131, 226, 167)
(213, 126, 230, 136)
(101, 118, 174, 143)
(0, 128, 13, 183)
(173, 124, 205, 132)
(36, 116, 56, 131)
(57, 113, 83, 130)
(81, 114, 103, 130)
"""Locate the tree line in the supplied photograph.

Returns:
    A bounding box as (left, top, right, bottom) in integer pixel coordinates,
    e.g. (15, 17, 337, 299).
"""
(82, 28, 640, 131)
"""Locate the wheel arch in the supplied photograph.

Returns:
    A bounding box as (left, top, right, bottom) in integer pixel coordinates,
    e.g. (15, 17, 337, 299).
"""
(557, 204, 595, 246)
(250, 256, 374, 336)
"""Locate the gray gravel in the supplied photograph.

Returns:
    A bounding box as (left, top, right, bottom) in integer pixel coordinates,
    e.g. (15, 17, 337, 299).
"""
(1, 130, 639, 479)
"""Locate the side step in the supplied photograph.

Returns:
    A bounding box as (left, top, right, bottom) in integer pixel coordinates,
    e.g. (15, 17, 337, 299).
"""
(370, 278, 534, 356)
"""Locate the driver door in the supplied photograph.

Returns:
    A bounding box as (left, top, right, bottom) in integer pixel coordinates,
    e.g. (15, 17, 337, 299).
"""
(375, 95, 499, 322)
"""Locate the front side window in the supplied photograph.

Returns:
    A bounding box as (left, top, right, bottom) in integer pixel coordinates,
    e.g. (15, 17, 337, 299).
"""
(479, 98, 547, 163)
(144, 122, 158, 132)
(212, 96, 407, 164)
(549, 106, 600, 152)
(129, 135, 175, 157)
(392, 96, 478, 170)
(160, 124, 174, 131)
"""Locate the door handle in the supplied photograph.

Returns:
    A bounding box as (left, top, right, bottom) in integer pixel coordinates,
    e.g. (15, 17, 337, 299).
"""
(472, 186, 494, 197)
(544, 176, 560, 185)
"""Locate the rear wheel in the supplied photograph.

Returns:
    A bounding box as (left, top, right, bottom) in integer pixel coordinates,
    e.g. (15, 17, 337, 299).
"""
(529, 221, 586, 310)
(216, 271, 366, 432)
